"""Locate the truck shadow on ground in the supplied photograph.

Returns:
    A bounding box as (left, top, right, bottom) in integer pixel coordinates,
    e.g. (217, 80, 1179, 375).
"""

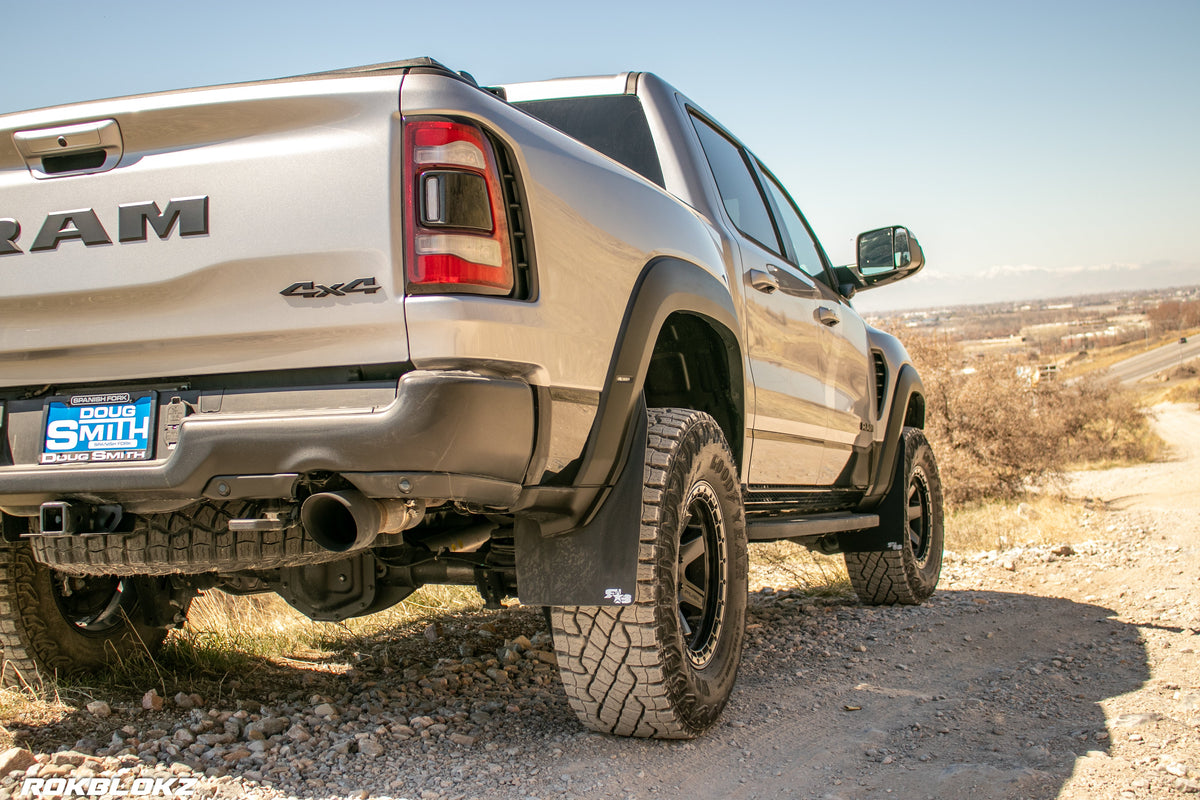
(7, 588, 1149, 800)
(705, 587, 1152, 800)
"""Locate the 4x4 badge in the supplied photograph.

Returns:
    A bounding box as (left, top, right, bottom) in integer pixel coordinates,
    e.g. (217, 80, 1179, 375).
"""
(281, 277, 381, 299)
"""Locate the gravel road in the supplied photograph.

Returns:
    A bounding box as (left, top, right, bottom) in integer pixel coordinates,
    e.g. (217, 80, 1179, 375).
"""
(3, 404, 1198, 800)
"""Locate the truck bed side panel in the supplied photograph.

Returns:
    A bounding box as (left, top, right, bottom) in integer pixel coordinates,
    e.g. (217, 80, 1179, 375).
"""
(399, 74, 729, 394)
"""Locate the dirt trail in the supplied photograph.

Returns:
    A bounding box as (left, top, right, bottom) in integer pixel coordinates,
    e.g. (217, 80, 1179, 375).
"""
(1068, 402, 1200, 510)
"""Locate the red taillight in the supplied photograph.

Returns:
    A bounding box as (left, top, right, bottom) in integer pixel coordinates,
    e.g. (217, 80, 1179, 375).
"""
(404, 119, 514, 295)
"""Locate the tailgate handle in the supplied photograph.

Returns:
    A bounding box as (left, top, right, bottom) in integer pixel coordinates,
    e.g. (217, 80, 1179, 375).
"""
(12, 119, 123, 179)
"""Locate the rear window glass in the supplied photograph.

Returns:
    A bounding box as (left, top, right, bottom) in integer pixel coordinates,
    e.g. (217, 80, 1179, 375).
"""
(690, 115, 781, 254)
(514, 95, 665, 187)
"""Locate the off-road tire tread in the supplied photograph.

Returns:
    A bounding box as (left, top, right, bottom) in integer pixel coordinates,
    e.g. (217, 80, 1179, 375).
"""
(0, 542, 49, 686)
(845, 545, 918, 605)
(30, 501, 338, 576)
(0, 540, 168, 688)
(552, 408, 745, 739)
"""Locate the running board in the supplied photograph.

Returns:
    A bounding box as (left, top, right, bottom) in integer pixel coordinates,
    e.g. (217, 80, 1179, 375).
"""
(746, 512, 878, 542)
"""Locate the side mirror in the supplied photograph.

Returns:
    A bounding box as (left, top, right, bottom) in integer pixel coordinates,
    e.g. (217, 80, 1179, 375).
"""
(851, 226, 925, 291)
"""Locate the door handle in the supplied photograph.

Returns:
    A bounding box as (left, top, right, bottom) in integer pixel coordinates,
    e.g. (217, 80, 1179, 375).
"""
(747, 268, 779, 294)
(817, 306, 841, 326)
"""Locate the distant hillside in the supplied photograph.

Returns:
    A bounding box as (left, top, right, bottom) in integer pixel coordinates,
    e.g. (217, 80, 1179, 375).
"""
(853, 260, 1200, 313)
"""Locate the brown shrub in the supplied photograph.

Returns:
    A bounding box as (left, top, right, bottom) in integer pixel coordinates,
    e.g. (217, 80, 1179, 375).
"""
(906, 336, 1159, 506)
(1058, 374, 1163, 466)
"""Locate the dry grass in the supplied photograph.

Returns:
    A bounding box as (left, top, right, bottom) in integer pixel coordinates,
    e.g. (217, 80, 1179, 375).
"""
(1137, 373, 1200, 408)
(181, 585, 483, 659)
(1065, 420, 1169, 471)
(1165, 378, 1200, 407)
(944, 494, 1093, 554)
(192, 555, 855, 651)
(0, 683, 72, 747)
(749, 541, 851, 597)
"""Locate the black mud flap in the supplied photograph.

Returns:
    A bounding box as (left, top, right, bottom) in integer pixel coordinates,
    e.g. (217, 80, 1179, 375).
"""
(835, 526, 905, 554)
(835, 433, 909, 554)
(514, 406, 645, 607)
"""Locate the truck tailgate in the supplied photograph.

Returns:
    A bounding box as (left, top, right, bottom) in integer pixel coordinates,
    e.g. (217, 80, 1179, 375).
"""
(0, 75, 408, 388)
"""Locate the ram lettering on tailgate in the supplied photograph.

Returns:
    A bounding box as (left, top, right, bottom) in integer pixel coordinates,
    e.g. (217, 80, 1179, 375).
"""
(0, 196, 208, 254)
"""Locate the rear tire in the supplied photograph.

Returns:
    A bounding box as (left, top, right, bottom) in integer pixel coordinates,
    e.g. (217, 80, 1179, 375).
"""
(0, 540, 168, 687)
(551, 408, 747, 738)
(845, 427, 943, 605)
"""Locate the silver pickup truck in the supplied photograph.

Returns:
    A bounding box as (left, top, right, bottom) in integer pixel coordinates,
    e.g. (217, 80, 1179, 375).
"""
(0, 58, 941, 738)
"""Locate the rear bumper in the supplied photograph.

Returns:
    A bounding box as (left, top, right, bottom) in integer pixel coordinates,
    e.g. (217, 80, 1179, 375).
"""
(0, 370, 535, 515)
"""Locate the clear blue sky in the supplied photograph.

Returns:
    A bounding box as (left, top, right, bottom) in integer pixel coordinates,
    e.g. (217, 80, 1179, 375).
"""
(3, 0, 1197, 310)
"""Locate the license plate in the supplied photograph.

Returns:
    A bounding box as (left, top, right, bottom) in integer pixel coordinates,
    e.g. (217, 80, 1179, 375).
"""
(41, 391, 157, 465)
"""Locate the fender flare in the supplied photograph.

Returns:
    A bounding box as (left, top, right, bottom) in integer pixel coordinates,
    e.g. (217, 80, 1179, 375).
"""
(575, 256, 744, 490)
(861, 363, 925, 508)
(514, 257, 743, 603)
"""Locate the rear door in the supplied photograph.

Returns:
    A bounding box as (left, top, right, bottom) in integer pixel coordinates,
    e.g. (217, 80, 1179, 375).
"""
(690, 114, 829, 485)
(753, 161, 872, 486)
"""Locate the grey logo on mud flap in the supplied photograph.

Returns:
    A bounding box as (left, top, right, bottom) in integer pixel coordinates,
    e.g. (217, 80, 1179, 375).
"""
(604, 588, 632, 605)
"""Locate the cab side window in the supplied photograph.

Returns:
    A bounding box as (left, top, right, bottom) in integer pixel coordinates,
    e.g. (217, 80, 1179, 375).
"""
(757, 163, 830, 284)
(690, 114, 782, 255)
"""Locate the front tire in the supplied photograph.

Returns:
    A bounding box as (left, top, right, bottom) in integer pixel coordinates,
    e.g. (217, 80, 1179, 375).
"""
(551, 408, 748, 738)
(845, 427, 944, 605)
(0, 540, 168, 687)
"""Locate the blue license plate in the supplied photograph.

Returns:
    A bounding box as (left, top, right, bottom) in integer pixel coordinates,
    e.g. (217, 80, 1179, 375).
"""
(40, 392, 157, 465)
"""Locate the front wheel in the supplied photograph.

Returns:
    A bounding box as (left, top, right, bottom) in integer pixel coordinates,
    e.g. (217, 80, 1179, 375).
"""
(551, 408, 748, 738)
(0, 540, 168, 687)
(845, 427, 944, 605)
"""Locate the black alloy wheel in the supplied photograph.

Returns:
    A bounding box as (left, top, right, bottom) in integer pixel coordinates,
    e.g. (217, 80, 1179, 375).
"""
(905, 466, 934, 567)
(677, 480, 727, 669)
